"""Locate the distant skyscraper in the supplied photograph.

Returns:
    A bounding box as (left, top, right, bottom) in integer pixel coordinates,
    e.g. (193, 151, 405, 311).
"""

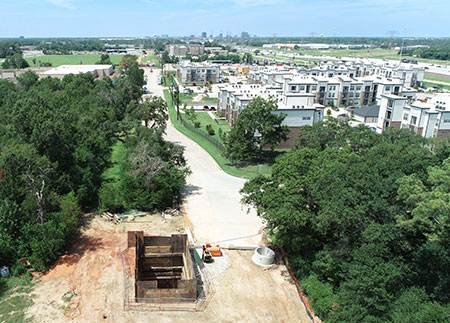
(241, 31, 250, 39)
(202, 32, 207, 38)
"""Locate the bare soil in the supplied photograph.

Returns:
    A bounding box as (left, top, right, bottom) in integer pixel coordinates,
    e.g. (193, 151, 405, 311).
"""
(25, 214, 311, 323)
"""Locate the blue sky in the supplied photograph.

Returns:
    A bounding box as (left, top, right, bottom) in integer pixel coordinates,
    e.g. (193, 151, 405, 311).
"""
(1, 0, 449, 37)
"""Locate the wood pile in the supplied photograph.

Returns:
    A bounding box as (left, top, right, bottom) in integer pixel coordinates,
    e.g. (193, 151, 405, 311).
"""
(101, 212, 120, 224)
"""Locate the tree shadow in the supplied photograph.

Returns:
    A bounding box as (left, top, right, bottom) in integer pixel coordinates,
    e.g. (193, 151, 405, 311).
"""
(181, 184, 202, 197)
(45, 234, 104, 270)
(0, 279, 7, 298)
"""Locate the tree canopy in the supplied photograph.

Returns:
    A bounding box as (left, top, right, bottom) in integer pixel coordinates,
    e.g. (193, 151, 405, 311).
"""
(0, 64, 188, 272)
(241, 120, 450, 321)
(223, 97, 289, 161)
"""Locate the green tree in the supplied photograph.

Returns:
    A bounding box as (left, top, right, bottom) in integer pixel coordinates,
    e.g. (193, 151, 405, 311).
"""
(17, 71, 39, 91)
(119, 55, 138, 70)
(2, 53, 29, 69)
(223, 97, 289, 161)
(96, 54, 112, 65)
(128, 96, 168, 129)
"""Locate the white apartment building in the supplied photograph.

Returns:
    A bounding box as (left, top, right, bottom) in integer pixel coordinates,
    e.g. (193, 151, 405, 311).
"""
(176, 62, 220, 84)
(377, 94, 450, 138)
(166, 44, 205, 57)
(217, 83, 324, 147)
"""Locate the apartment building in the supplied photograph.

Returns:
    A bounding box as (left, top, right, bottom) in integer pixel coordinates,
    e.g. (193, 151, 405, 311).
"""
(377, 94, 450, 138)
(217, 83, 324, 147)
(165, 44, 205, 57)
(176, 62, 220, 84)
(283, 75, 405, 107)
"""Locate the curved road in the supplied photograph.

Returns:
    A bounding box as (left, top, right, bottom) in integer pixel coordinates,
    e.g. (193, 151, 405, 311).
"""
(144, 68, 263, 246)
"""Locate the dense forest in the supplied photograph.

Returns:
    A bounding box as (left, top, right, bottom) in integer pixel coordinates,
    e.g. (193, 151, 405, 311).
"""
(241, 121, 450, 322)
(0, 59, 188, 272)
(402, 47, 450, 61)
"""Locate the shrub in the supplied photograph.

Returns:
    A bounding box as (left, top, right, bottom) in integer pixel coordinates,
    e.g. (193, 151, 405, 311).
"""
(194, 121, 201, 128)
(0, 233, 15, 267)
(98, 182, 122, 213)
(301, 274, 335, 320)
(206, 124, 215, 136)
(11, 260, 27, 276)
(27, 220, 66, 271)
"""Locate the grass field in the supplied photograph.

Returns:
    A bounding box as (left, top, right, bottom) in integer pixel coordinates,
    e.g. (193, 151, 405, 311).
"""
(102, 141, 126, 182)
(425, 77, 450, 84)
(26, 54, 123, 67)
(0, 275, 34, 323)
(423, 81, 450, 91)
(192, 111, 231, 140)
(251, 47, 450, 65)
(164, 90, 274, 179)
(142, 53, 159, 66)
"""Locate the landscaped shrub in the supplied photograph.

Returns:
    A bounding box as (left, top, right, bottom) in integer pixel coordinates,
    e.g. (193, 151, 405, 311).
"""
(206, 124, 215, 136)
(301, 274, 336, 320)
(194, 121, 201, 128)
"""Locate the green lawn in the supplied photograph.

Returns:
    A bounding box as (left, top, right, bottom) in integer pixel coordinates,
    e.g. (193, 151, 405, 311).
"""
(180, 93, 218, 105)
(26, 54, 123, 67)
(202, 97, 218, 103)
(250, 46, 450, 65)
(0, 275, 34, 323)
(424, 77, 450, 84)
(164, 90, 274, 179)
(423, 81, 450, 91)
(190, 111, 231, 141)
(142, 53, 160, 67)
(102, 141, 126, 182)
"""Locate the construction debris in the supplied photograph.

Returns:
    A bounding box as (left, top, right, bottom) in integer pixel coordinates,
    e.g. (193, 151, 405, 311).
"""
(101, 212, 147, 224)
(101, 212, 120, 224)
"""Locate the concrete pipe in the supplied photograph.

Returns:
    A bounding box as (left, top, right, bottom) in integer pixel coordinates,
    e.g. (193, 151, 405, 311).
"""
(252, 246, 275, 266)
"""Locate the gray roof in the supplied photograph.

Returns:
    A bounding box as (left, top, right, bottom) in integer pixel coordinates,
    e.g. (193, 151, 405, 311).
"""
(346, 105, 380, 117)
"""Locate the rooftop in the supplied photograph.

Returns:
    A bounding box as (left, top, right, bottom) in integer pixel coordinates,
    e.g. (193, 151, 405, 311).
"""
(347, 105, 380, 117)
(40, 65, 112, 75)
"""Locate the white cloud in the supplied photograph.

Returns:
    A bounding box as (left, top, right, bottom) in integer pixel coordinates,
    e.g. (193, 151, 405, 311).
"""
(47, 0, 76, 9)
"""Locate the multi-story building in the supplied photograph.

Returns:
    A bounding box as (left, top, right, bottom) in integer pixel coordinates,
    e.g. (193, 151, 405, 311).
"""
(377, 94, 450, 138)
(165, 44, 205, 57)
(177, 62, 220, 84)
(217, 83, 324, 147)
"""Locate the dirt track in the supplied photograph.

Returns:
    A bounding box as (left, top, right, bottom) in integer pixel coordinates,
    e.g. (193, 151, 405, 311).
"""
(25, 214, 311, 323)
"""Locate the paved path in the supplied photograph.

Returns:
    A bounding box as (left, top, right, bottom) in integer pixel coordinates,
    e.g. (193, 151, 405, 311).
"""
(144, 68, 264, 246)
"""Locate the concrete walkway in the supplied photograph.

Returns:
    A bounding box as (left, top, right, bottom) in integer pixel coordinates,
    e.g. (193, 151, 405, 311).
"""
(144, 68, 264, 246)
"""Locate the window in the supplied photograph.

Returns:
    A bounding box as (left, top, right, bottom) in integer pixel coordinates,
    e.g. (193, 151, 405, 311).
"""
(350, 86, 355, 91)
(444, 119, 450, 123)
(311, 85, 317, 91)
(356, 86, 361, 91)
(302, 116, 311, 120)
(403, 113, 409, 121)
(290, 86, 297, 92)
(411, 116, 417, 125)
(385, 86, 391, 92)
(300, 85, 305, 91)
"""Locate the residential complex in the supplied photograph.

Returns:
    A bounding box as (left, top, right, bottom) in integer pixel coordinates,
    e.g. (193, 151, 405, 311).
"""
(217, 83, 324, 147)
(177, 61, 220, 84)
(165, 44, 205, 57)
(216, 59, 435, 145)
(377, 94, 450, 138)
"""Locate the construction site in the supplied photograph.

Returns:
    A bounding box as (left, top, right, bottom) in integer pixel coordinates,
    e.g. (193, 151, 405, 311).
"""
(124, 231, 206, 309)
(24, 213, 313, 322)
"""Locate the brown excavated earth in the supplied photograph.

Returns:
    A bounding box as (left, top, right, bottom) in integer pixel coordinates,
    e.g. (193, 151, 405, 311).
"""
(26, 214, 311, 323)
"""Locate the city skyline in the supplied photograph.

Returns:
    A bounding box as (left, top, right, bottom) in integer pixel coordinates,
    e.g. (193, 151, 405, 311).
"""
(0, 0, 449, 38)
